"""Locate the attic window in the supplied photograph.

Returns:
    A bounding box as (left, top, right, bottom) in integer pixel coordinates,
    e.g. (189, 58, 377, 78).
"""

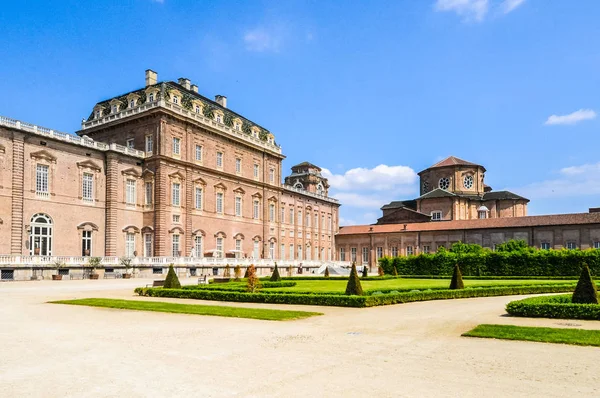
(173, 95, 179, 105)
(195, 105, 201, 114)
(130, 100, 135, 108)
(235, 123, 240, 131)
(149, 93, 154, 102)
(95, 111, 101, 119)
(112, 105, 118, 114)
(216, 115, 222, 123)
(431, 211, 442, 221)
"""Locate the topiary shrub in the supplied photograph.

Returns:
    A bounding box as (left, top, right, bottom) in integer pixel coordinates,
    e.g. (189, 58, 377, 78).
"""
(223, 264, 231, 278)
(449, 263, 464, 290)
(362, 265, 368, 278)
(163, 264, 181, 289)
(244, 266, 251, 278)
(234, 265, 242, 281)
(324, 267, 330, 278)
(246, 264, 261, 293)
(572, 264, 599, 304)
(378, 265, 384, 277)
(270, 262, 281, 282)
(345, 262, 364, 296)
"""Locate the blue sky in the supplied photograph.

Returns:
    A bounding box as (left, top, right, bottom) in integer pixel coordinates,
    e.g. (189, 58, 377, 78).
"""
(1, 0, 599, 225)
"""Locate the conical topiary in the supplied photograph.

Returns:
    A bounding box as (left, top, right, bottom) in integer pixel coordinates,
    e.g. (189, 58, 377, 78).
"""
(163, 264, 181, 289)
(223, 264, 231, 278)
(449, 263, 464, 290)
(270, 262, 281, 282)
(377, 265, 384, 277)
(345, 262, 364, 296)
(246, 264, 261, 293)
(234, 265, 242, 281)
(572, 264, 599, 304)
(244, 266, 251, 278)
(393, 266, 398, 277)
(362, 265, 368, 278)
(324, 266, 330, 278)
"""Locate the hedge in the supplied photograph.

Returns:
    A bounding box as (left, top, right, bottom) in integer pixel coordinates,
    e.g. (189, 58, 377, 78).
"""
(506, 294, 600, 320)
(183, 281, 296, 291)
(379, 249, 600, 277)
(134, 284, 577, 308)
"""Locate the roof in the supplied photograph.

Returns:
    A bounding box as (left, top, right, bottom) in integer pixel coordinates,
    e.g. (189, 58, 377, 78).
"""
(482, 190, 529, 202)
(291, 161, 322, 171)
(381, 200, 417, 210)
(337, 212, 600, 235)
(417, 188, 457, 200)
(419, 156, 485, 174)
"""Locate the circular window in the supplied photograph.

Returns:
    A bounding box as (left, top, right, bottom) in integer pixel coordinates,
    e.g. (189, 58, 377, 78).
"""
(463, 175, 474, 189)
(439, 177, 450, 190)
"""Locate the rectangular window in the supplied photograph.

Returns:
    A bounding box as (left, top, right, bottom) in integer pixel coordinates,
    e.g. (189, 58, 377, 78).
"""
(376, 247, 383, 259)
(36, 164, 49, 194)
(290, 230, 294, 238)
(152, 267, 162, 275)
(236, 239, 242, 258)
(362, 247, 369, 264)
(281, 207, 285, 223)
(298, 246, 303, 260)
(125, 233, 135, 257)
(340, 247, 346, 261)
(82, 173, 93, 201)
(298, 211, 302, 226)
(235, 158, 242, 174)
(172, 235, 180, 257)
(281, 229, 285, 237)
(144, 233, 153, 257)
(254, 164, 259, 178)
(172, 214, 180, 223)
(195, 145, 202, 161)
(145, 135, 153, 153)
(235, 196, 242, 217)
(195, 187, 202, 210)
(172, 137, 180, 156)
(82, 230, 92, 256)
(391, 247, 398, 257)
(280, 244, 285, 260)
(253, 241, 259, 259)
(289, 244, 294, 260)
(269, 242, 275, 259)
(269, 168, 274, 183)
(216, 192, 223, 214)
(145, 182, 153, 205)
(126, 179, 136, 205)
(216, 151, 223, 168)
(306, 213, 310, 227)
(351, 247, 357, 263)
(431, 211, 442, 221)
(194, 236, 203, 258)
(314, 214, 319, 229)
(126, 139, 134, 149)
(566, 242, 577, 250)
(422, 245, 430, 254)
(290, 209, 294, 224)
(594, 241, 600, 249)
(541, 242, 551, 250)
(269, 203, 275, 222)
(406, 246, 414, 256)
(253, 200, 260, 219)
(172, 182, 180, 206)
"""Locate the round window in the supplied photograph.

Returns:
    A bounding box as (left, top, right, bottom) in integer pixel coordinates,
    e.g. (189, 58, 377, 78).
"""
(463, 175, 474, 189)
(439, 177, 450, 190)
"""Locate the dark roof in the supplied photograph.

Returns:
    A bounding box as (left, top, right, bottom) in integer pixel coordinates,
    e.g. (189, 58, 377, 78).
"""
(338, 212, 600, 235)
(417, 188, 457, 200)
(381, 200, 417, 210)
(292, 162, 321, 171)
(482, 191, 529, 202)
(419, 156, 485, 174)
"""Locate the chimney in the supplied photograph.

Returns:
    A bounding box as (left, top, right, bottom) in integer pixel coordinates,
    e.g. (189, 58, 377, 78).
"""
(191, 84, 198, 93)
(178, 78, 191, 90)
(145, 69, 157, 87)
(215, 95, 227, 108)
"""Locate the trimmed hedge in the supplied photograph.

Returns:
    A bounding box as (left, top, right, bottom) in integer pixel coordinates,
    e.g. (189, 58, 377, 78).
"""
(398, 275, 578, 280)
(135, 284, 577, 308)
(379, 249, 600, 277)
(183, 281, 296, 291)
(506, 294, 600, 320)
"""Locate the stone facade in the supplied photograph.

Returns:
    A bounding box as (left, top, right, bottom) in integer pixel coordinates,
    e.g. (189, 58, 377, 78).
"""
(0, 70, 340, 260)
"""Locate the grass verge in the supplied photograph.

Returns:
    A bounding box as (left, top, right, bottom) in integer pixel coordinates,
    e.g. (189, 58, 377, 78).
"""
(463, 324, 600, 348)
(49, 298, 323, 321)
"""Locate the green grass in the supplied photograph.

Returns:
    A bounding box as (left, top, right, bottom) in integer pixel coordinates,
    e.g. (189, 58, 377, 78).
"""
(49, 298, 322, 321)
(263, 278, 576, 294)
(463, 324, 600, 347)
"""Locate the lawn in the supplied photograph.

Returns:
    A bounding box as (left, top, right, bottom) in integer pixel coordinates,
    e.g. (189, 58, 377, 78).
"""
(49, 298, 323, 321)
(263, 278, 576, 294)
(463, 324, 600, 347)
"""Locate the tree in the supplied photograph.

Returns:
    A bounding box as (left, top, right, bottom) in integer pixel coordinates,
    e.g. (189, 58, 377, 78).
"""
(223, 264, 231, 278)
(244, 266, 251, 278)
(450, 241, 484, 254)
(234, 265, 242, 281)
(495, 239, 533, 253)
(572, 264, 598, 304)
(345, 262, 364, 296)
(246, 264, 261, 293)
(270, 262, 281, 282)
(449, 263, 464, 290)
(377, 265, 384, 277)
(362, 265, 368, 278)
(324, 267, 330, 278)
(163, 264, 181, 289)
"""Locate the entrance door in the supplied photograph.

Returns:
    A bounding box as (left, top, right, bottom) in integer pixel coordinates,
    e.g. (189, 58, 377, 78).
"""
(30, 213, 53, 256)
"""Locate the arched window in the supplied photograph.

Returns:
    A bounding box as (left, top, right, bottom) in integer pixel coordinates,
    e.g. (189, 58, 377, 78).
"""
(316, 182, 324, 195)
(30, 213, 53, 256)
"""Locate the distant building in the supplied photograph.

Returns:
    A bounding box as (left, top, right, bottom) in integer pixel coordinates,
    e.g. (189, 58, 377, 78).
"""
(0, 70, 340, 261)
(336, 156, 600, 268)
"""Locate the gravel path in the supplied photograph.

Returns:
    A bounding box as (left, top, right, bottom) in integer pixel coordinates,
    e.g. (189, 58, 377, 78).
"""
(1, 279, 599, 397)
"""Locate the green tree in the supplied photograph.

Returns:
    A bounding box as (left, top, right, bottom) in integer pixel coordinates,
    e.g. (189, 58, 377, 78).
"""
(163, 264, 181, 289)
(345, 262, 364, 296)
(270, 262, 281, 282)
(450, 241, 484, 254)
(324, 267, 330, 278)
(495, 240, 532, 253)
(449, 263, 464, 290)
(377, 265, 384, 277)
(246, 264, 261, 293)
(572, 264, 599, 304)
(244, 266, 251, 278)
(234, 265, 242, 281)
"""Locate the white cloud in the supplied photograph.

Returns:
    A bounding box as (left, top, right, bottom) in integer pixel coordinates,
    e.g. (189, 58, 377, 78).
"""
(501, 0, 525, 14)
(434, 0, 489, 21)
(243, 27, 283, 53)
(322, 164, 417, 192)
(544, 109, 597, 126)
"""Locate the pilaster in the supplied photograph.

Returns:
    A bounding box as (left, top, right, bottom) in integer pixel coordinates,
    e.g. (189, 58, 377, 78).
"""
(105, 153, 119, 256)
(10, 132, 24, 254)
(184, 167, 193, 255)
(154, 161, 167, 255)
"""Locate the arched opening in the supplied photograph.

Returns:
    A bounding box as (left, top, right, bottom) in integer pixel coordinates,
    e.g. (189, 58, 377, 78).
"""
(30, 213, 53, 256)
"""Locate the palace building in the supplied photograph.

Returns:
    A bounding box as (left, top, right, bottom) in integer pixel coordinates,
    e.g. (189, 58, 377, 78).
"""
(336, 156, 600, 268)
(0, 70, 340, 261)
